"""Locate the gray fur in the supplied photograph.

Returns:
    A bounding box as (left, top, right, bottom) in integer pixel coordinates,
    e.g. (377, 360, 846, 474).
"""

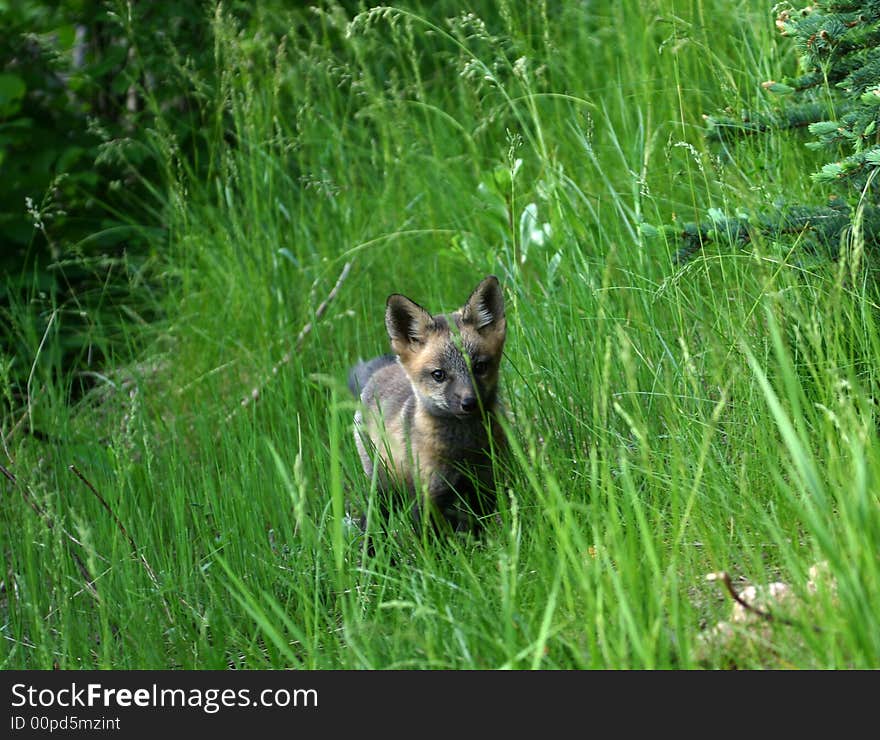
(348, 353, 397, 397)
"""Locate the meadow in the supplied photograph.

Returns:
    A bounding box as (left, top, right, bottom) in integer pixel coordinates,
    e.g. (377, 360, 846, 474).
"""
(2, 0, 879, 669)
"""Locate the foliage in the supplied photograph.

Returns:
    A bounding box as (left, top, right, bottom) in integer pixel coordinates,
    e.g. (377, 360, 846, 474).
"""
(0, 0, 223, 408)
(650, 0, 880, 261)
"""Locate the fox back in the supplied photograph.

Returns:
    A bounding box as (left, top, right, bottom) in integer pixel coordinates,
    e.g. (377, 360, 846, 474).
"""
(350, 275, 507, 532)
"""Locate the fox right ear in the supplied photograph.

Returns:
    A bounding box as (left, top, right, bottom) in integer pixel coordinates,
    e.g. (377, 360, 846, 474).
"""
(461, 275, 505, 332)
(386, 294, 434, 355)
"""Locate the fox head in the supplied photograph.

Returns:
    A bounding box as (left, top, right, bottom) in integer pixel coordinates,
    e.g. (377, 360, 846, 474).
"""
(385, 276, 506, 418)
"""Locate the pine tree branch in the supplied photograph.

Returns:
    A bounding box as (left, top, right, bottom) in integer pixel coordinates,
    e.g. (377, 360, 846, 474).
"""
(643, 202, 880, 264)
(704, 102, 832, 143)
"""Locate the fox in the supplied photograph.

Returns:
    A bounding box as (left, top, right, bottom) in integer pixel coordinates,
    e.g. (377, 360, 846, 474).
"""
(348, 275, 507, 534)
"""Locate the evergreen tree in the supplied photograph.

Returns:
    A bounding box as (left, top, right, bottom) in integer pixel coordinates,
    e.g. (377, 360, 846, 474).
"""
(647, 1, 880, 262)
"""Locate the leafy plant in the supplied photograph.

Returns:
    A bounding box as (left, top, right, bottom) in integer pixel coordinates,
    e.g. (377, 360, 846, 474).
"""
(0, 1, 220, 408)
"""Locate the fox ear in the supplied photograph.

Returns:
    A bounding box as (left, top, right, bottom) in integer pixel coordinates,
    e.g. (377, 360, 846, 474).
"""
(462, 275, 505, 332)
(386, 294, 434, 353)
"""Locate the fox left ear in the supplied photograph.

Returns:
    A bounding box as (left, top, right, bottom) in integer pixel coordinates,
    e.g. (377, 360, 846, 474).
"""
(386, 293, 435, 356)
(462, 275, 505, 333)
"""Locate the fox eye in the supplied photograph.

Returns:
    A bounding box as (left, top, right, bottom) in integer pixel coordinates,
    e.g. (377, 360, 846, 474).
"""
(431, 369, 447, 382)
(472, 360, 488, 376)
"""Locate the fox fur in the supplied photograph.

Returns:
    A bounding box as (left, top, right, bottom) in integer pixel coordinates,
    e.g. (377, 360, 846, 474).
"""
(349, 275, 507, 533)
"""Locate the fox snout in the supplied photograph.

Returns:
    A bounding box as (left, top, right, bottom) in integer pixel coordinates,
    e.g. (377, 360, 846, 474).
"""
(422, 371, 484, 419)
(459, 394, 478, 414)
(448, 378, 479, 416)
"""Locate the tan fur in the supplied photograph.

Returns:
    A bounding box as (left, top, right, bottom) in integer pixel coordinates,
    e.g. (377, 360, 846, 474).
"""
(350, 276, 507, 531)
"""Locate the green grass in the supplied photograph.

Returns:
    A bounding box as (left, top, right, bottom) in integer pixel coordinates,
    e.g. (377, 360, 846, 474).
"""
(2, 0, 879, 669)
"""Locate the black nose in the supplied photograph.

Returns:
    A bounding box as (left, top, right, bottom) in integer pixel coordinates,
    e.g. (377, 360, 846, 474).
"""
(461, 396, 478, 413)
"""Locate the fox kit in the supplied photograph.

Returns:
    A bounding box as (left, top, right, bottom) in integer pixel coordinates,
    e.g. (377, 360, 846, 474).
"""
(349, 275, 507, 533)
